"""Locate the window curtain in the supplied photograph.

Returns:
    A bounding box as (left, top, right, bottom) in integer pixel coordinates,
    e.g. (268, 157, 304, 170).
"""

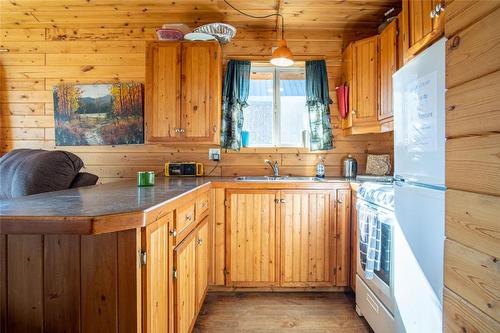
(221, 60, 251, 150)
(305, 60, 334, 151)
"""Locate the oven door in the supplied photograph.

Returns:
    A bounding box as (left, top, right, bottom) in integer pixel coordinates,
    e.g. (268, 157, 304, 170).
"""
(356, 200, 394, 314)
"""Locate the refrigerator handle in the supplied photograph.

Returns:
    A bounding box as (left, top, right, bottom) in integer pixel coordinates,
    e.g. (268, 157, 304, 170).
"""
(394, 175, 405, 187)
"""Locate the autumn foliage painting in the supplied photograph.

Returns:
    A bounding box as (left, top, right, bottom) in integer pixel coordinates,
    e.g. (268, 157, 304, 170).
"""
(53, 83, 144, 145)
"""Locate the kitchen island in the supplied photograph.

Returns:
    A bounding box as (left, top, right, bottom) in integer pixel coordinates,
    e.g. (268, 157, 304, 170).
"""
(0, 176, 355, 333)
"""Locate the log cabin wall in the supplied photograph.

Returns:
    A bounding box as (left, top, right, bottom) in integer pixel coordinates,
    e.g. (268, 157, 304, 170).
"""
(443, 1, 500, 332)
(0, 1, 394, 184)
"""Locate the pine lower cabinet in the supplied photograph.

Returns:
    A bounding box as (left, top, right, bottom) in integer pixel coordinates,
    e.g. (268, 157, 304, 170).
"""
(225, 188, 351, 288)
(280, 190, 334, 287)
(142, 212, 173, 333)
(225, 190, 279, 287)
(173, 216, 209, 333)
(195, 217, 209, 308)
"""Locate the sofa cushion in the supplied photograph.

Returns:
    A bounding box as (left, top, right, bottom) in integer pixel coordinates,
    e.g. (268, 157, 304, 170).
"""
(70, 172, 99, 188)
(0, 149, 85, 199)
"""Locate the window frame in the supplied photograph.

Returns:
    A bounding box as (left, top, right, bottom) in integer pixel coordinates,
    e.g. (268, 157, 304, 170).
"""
(246, 64, 308, 148)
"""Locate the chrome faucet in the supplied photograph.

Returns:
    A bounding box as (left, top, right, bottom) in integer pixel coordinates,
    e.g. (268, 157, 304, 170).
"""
(264, 159, 280, 177)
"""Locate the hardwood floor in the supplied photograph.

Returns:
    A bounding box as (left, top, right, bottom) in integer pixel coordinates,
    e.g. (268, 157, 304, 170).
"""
(193, 292, 373, 333)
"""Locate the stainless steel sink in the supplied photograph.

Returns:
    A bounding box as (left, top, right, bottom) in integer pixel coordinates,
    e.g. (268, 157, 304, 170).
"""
(235, 176, 324, 182)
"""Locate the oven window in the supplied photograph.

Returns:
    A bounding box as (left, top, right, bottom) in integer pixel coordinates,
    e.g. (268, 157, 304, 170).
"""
(375, 222, 392, 286)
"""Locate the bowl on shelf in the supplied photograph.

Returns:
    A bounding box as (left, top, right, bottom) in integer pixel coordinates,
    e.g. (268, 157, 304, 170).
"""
(156, 29, 184, 41)
(193, 23, 237, 44)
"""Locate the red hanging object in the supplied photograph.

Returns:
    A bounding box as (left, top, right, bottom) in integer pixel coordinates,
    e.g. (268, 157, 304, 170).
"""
(336, 85, 349, 119)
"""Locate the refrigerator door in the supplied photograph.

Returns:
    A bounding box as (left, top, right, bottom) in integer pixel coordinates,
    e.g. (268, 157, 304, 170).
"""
(393, 38, 446, 186)
(393, 181, 444, 333)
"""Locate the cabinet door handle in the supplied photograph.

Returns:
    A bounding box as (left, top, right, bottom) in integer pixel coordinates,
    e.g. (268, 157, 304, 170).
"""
(197, 238, 203, 245)
(169, 229, 177, 237)
(274, 199, 280, 204)
(337, 199, 343, 204)
(280, 199, 286, 204)
(185, 214, 193, 221)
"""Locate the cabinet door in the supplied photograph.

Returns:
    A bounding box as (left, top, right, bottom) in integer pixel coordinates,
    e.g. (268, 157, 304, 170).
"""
(336, 189, 351, 287)
(379, 18, 398, 122)
(341, 44, 354, 130)
(402, 0, 444, 61)
(181, 42, 221, 144)
(350, 191, 358, 290)
(174, 232, 197, 333)
(145, 42, 181, 142)
(195, 217, 209, 309)
(226, 190, 279, 287)
(280, 190, 334, 287)
(142, 212, 172, 333)
(352, 36, 379, 126)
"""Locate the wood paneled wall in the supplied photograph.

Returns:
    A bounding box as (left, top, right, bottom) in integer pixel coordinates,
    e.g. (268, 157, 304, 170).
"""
(443, 1, 500, 332)
(0, 6, 392, 183)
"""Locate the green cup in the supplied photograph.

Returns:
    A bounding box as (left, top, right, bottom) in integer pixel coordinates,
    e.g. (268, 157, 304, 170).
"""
(137, 171, 155, 187)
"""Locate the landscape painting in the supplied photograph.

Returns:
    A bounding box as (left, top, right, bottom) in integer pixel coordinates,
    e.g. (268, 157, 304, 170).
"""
(53, 82, 144, 145)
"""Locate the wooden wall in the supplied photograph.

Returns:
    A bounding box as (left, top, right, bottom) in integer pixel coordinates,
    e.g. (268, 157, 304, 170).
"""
(0, 4, 393, 183)
(443, 1, 500, 332)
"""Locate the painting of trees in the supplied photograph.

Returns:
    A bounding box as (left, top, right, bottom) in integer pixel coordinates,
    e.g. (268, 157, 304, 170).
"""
(53, 84, 82, 120)
(110, 83, 143, 120)
(53, 82, 144, 146)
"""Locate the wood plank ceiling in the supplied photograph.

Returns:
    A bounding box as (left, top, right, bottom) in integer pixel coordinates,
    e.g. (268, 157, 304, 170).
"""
(0, 0, 400, 32)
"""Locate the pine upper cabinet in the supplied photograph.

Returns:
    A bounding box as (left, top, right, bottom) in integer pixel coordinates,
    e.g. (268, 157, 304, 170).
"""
(342, 36, 380, 135)
(195, 217, 209, 309)
(181, 42, 222, 143)
(174, 231, 197, 333)
(226, 190, 279, 287)
(145, 41, 222, 144)
(142, 212, 173, 333)
(378, 18, 399, 131)
(145, 42, 181, 142)
(280, 190, 334, 287)
(402, 0, 444, 62)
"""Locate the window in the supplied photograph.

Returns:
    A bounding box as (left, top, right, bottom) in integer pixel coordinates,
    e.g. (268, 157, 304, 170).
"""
(242, 64, 309, 147)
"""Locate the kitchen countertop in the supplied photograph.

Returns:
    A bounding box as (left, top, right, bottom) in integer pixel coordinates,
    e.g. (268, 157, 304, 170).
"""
(0, 176, 354, 235)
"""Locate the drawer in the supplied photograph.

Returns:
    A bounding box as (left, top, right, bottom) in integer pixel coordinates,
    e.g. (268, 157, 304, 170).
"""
(176, 202, 196, 237)
(196, 191, 209, 219)
(356, 275, 395, 333)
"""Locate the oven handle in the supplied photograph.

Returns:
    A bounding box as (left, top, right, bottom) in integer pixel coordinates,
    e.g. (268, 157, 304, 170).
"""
(356, 200, 395, 220)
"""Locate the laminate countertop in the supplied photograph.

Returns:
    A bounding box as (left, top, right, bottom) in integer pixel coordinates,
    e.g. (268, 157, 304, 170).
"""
(0, 176, 352, 234)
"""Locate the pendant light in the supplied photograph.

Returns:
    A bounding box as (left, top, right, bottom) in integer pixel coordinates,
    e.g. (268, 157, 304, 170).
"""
(224, 0, 294, 67)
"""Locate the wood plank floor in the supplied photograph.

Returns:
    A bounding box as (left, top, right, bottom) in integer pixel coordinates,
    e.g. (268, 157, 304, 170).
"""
(193, 292, 373, 333)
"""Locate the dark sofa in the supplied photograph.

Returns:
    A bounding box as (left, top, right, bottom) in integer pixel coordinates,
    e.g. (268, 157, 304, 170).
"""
(0, 149, 98, 199)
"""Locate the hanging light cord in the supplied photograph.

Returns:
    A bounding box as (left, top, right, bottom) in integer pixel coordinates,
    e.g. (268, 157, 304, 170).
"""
(223, 0, 285, 40)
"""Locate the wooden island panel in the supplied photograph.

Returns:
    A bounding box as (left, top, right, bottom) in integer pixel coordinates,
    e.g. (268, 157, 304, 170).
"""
(0, 230, 141, 332)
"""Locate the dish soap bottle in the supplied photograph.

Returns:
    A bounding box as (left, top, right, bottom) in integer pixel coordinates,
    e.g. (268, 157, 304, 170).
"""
(316, 155, 325, 178)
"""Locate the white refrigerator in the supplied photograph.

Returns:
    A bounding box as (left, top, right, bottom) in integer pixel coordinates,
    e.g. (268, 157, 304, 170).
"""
(392, 38, 446, 333)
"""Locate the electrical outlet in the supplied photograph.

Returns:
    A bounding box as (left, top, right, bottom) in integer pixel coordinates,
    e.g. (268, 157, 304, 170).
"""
(208, 148, 221, 161)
